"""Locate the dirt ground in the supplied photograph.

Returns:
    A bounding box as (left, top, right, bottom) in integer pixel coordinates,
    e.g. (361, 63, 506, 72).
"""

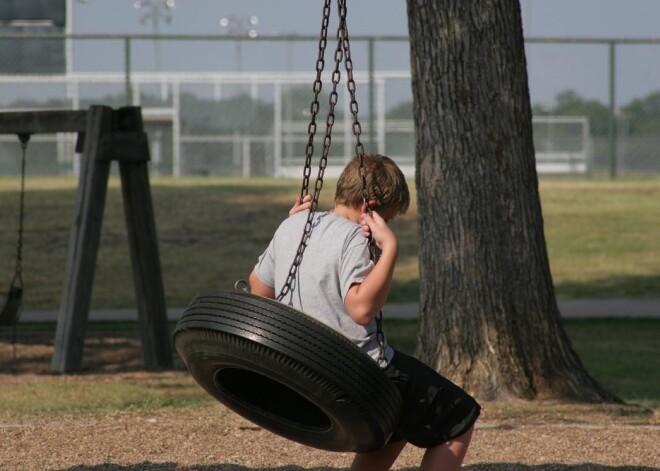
(1, 332, 659, 471)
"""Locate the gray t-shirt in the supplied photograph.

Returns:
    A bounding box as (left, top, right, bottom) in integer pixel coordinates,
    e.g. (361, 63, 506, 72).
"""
(254, 210, 393, 366)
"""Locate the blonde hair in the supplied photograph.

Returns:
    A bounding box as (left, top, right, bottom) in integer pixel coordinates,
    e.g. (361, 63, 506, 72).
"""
(334, 154, 410, 216)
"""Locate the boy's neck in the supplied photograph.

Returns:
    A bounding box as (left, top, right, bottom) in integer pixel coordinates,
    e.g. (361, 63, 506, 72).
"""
(332, 203, 361, 224)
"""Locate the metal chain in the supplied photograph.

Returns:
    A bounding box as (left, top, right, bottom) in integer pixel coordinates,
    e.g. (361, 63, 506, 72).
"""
(279, 0, 387, 365)
(300, 0, 332, 199)
(337, 0, 378, 259)
(278, 0, 333, 300)
(337, 0, 386, 363)
(278, 0, 345, 302)
(11, 133, 30, 290)
(337, 0, 369, 208)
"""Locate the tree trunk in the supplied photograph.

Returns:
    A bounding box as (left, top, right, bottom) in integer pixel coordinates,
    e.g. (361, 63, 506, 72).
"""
(406, 0, 620, 402)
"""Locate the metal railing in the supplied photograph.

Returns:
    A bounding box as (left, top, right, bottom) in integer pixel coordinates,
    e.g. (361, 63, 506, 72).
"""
(1, 33, 659, 177)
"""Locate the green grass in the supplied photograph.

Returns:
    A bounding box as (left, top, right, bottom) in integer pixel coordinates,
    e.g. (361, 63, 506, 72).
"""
(2, 177, 657, 421)
(562, 318, 660, 408)
(1, 176, 659, 309)
(0, 372, 210, 418)
(1, 318, 657, 417)
(543, 179, 660, 299)
(385, 317, 660, 409)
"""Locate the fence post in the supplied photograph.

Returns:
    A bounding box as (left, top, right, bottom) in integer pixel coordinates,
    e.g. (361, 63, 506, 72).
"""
(124, 36, 133, 105)
(368, 38, 375, 152)
(608, 41, 617, 178)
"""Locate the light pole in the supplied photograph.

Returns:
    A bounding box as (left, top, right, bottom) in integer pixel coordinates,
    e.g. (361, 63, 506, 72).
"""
(219, 15, 259, 72)
(134, 0, 175, 71)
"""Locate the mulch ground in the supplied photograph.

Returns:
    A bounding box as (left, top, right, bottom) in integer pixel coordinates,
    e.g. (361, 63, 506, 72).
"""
(1, 330, 658, 471)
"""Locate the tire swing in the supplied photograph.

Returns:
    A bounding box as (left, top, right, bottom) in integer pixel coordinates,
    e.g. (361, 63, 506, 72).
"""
(173, 0, 402, 453)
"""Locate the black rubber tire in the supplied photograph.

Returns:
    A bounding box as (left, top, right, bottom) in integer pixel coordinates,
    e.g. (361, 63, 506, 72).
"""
(173, 292, 402, 452)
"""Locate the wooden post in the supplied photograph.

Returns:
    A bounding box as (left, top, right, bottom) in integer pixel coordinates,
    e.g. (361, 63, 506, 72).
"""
(0, 106, 172, 373)
(0, 110, 88, 134)
(114, 107, 173, 369)
(52, 106, 114, 373)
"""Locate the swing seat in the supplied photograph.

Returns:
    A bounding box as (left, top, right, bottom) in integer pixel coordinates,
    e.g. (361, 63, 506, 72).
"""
(173, 292, 402, 452)
(0, 286, 22, 327)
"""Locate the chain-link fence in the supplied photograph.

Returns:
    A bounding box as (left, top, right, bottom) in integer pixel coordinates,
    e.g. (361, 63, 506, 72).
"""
(1, 34, 659, 177)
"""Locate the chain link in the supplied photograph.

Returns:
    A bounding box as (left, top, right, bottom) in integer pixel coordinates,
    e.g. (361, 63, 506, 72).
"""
(11, 133, 30, 290)
(278, 0, 345, 302)
(300, 0, 332, 200)
(337, 0, 386, 362)
(337, 0, 369, 209)
(277, 0, 387, 364)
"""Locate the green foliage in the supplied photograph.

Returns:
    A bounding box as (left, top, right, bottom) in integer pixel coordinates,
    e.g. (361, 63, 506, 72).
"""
(7, 85, 660, 143)
(281, 84, 340, 121)
(386, 100, 414, 119)
(179, 92, 274, 134)
(532, 90, 611, 135)
(620, 90, 660, 135)
(532, 88, 660, 137)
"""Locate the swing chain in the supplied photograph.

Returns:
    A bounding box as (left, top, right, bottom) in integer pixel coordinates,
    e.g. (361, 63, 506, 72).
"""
(278, 0, 345, 301)
(337, 0, 386, 363)
(338, 0, 368, 210)
(279, 1, 387, 366)
(301, 0, 332, 199)
(12, 133, 30, 289)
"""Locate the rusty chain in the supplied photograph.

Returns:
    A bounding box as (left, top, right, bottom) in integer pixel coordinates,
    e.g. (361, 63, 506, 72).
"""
(276, 0, 386, 364)
(299, 0, 331, 200)
(11, 133, 30, 290)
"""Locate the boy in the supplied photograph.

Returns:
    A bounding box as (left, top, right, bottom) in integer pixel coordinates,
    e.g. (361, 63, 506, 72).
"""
(249, 154, 480, 471)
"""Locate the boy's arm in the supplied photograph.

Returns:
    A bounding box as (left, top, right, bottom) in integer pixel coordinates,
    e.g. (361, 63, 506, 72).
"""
(344, 210, 398, 326)
(249, 269, 276, 299)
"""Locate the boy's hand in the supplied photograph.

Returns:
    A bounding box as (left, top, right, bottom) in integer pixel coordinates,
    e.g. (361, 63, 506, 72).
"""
(360, 210, 397, 251)
(289, 194, 312, 216)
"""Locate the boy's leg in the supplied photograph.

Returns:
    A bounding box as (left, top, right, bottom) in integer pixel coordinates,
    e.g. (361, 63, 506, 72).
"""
(351, 440, 406, 471)
(420, 425, 475, 471)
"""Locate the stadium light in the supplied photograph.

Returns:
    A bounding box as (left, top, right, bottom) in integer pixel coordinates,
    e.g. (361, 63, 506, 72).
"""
(219, 15, 259, 71)
(134, 0, 175, 71)
(135, 0, 175, 25)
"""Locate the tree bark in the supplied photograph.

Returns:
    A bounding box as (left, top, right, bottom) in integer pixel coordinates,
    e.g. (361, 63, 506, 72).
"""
(406, 0, 620, 402)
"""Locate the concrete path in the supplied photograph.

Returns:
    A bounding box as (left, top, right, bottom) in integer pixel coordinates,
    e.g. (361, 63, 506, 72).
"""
(19, 298, 660, 322)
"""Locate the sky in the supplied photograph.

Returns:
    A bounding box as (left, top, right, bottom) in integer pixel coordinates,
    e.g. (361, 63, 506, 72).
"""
(66, 0, 660, 107)
(71, 0, 660, 38)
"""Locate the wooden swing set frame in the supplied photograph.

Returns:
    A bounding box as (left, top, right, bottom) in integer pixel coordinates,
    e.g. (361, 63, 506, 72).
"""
(0, 105, 172, 373)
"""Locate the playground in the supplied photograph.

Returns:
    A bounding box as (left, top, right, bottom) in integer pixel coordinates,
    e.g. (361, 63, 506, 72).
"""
(2, 1, 660, 470)
(0, 125, 659, 468)
(0, 113, 658, 468)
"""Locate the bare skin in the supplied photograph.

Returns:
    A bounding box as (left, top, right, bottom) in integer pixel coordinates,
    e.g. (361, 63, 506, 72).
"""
(288, 194, 312, 216)
(351, 426, 475, 471)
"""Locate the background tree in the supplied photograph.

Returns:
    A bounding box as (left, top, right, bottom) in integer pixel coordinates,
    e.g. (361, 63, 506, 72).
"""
(621, 90, 660, 134)
(532, 90, 611, 136)
(405, 0, 619, 402)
